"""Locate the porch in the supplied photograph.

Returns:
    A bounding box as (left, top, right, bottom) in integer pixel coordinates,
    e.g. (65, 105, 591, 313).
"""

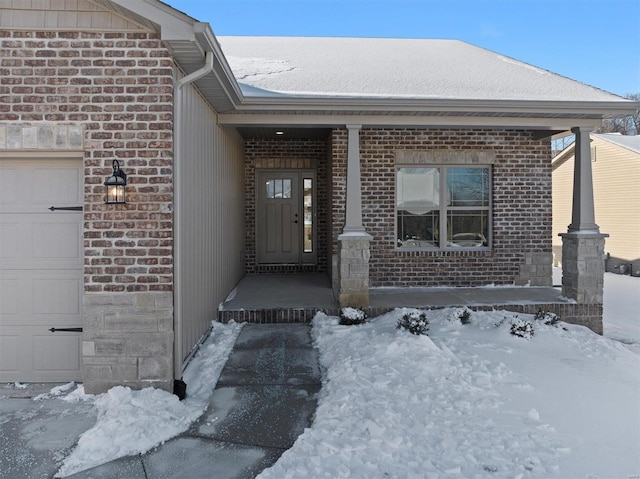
(217, 274, 597, 330)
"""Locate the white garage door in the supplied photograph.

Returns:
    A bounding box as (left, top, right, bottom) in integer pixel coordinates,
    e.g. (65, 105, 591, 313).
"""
(0, 158, 83, 382)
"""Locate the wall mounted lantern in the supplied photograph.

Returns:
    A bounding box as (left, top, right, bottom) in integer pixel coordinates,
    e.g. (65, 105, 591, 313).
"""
(104, 159, 127, 204)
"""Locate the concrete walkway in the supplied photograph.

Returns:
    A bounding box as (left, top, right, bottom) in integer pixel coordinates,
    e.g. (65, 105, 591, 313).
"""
(1, 324, 321, 479)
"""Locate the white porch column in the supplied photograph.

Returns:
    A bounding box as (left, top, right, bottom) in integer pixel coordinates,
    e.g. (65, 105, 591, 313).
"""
(344, 125, 366, 233)
(559, 127, 608, 333)
(337, 125, 372, 308)
(568, 126, 599, 232)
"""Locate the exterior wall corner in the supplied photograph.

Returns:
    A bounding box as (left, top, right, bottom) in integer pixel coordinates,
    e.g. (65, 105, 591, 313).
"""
(82, 291, 174, 394)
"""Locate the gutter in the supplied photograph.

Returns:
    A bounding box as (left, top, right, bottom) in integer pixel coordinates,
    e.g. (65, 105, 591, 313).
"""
(192, 22, 244, 105)
(230, 96, 640, 119)
(173, 50, 214, 382)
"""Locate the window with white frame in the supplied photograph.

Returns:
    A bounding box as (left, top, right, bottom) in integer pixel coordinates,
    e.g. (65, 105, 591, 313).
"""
(396, 166, 490, 249)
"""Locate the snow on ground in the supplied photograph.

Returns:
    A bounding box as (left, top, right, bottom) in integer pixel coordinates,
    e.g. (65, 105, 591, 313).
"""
(41, 272, 638, 477)
(54, 321, 243, 477)
(555, 267, 640, 352)
(602, 272, 640, 352)
(259, 307, 639, 479)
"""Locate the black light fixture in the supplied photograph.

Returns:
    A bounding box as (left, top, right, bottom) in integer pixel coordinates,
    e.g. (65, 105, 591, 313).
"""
(104, 159, 127, 204)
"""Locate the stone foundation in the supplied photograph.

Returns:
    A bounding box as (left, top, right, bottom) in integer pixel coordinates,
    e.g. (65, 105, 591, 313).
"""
(82, 292, 173, 394)
(337, 233, 372, 308)
(516, 252, 553, 286)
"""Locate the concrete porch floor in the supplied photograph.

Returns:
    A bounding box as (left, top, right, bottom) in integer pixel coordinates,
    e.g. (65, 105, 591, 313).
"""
(218, 273, 573, 323)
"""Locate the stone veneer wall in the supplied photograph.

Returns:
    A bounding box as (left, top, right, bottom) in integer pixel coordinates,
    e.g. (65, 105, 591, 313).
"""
(0, 30, 175, 393)
(244, 137, 329, 273)
(331, 128, 553, 287)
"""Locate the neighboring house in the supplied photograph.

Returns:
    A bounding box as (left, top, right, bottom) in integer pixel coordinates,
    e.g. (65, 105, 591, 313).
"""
(553, 133, 640, 274)
(0, 0, 637, 394)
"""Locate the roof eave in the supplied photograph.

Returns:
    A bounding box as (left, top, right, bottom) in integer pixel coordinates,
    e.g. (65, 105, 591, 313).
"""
(233, 96, 640, 119)
(108, 0, 244, 111)
(189, 22, 244, 108)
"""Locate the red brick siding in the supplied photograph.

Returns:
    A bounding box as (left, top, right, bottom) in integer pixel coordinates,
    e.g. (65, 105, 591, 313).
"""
(331, 128, 552, 287)
(244, 137, 329, 273)
(0, 31, 174, 292)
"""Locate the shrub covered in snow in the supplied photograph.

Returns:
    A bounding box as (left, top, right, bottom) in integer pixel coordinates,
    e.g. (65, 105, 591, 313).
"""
(339, 307, 368, 325)
(458, 308, 472, 325)
(397, 311, 429, 335)
(510, 317, 535, 339)
(534, 308, 561, 326)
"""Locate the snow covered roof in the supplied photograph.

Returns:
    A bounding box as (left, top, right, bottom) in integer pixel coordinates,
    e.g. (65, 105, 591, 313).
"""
(218, 36, 623, 102)
(593, 133, 640, 154)
(107, 1, 638, 124)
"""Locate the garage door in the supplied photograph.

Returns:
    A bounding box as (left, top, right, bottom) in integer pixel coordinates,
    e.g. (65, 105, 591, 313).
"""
(0, 158, 83, 382)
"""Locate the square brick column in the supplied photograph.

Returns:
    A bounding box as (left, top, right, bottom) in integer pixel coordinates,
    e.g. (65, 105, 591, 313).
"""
(338, 232, 372, 308)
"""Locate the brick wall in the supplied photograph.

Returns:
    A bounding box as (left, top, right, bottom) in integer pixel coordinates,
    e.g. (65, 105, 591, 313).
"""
(0, 30, 174, 291)
(0, 30, 175, 393)
(244, 137, 329, 273)
(331, 128, 553, 287)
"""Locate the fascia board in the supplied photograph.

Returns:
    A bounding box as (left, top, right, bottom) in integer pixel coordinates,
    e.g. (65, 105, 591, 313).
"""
(233, 97, 640, 119)
(217, 113, 602, 131)
(108, 0, 198, 40)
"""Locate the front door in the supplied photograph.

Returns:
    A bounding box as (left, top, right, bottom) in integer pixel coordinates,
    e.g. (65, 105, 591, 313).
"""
(256, 170, 316, 265)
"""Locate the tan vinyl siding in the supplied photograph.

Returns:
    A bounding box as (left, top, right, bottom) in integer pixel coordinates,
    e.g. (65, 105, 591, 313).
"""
(0, 0, 151, 31)
(552, 155, 574, 266)
(175, 81, 245, 370)
(591, 137, 640, 262)
(553, 136, 640, 265)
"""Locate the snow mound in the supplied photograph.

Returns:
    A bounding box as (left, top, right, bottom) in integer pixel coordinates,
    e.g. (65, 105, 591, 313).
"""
(55, 321, 243, 477)
(258, 309, 639, 478)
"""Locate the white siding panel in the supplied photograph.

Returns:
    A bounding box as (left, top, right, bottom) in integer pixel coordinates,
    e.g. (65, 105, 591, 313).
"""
(175, 82, 245, 369)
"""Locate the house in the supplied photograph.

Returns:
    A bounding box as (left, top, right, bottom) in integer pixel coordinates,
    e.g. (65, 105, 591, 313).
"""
(0, 0, 637, 394)
(553, 133, 640, 274)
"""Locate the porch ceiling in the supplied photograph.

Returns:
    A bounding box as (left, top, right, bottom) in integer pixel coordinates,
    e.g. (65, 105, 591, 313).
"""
(236, 127, 331, 140)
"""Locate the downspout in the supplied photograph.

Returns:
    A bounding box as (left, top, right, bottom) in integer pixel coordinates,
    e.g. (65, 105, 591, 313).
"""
(173, 51, 215, 383)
